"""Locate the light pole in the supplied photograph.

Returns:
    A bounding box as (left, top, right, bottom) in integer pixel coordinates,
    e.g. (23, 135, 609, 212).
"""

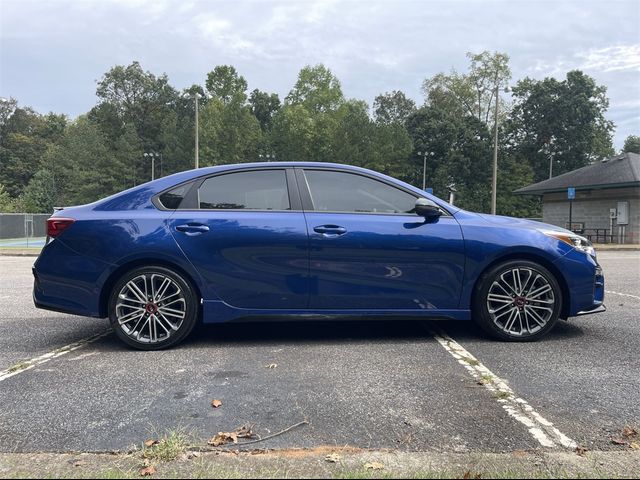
(491, 85, 509, 215)
(143, 152, 160, 180)
(417, 151, 434, 191)
(185, 92, 202, 169)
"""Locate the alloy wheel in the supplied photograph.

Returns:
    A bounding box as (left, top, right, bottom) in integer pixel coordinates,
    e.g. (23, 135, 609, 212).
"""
(115, 273, 186, 344)
(486, 267, 555, 337)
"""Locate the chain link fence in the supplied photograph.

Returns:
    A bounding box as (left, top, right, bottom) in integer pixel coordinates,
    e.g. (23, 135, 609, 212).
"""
(0, 213, 50, 247)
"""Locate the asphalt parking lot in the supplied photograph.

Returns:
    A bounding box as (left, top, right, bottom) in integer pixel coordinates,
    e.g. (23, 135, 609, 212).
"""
(0, 251, 638, 454)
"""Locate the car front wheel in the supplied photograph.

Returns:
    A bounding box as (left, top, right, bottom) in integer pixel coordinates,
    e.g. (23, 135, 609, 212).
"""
(473, 260, 562, 341)
(108, 266, 198, 350)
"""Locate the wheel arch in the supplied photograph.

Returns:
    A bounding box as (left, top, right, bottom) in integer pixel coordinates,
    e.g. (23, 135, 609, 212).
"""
(99, 258, 203, 318)
(471, 252, 571, 319)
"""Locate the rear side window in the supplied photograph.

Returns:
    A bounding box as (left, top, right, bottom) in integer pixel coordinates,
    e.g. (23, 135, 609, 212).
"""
(198, 170, 290, 210)
(304, 170, 416, 214)
(158, 183, 192, 209)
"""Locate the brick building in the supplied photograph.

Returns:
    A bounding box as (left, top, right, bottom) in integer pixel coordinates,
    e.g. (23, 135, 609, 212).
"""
(515, 152, 640, 244)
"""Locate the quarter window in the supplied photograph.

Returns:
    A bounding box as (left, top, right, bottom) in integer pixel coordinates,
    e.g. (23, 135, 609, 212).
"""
(158, 182, 192, 210)
(198, 170, 290, 210)
(304, 170, 416, 214)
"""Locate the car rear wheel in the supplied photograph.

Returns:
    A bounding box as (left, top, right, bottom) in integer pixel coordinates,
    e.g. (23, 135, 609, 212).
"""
(108, 266, 198, 350)
(473, 260, 562, 341)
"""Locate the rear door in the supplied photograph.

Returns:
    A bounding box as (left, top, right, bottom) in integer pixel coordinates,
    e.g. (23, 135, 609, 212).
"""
(297, 168, 465, 310)
(167, 168, 309, 309)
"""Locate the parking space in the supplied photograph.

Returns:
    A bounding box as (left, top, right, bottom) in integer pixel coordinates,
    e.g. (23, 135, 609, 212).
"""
(0, 252, 638, 454)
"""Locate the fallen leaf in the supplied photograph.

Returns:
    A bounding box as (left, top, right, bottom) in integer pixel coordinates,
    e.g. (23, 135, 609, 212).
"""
(364, 462, 385, 470)
(325, 453, 342, 463)
(208, 431, 238, 446)
(235, 425, 254, 439)
(462, 472, 482, 479)
(211, 399, 223, 408)
(575, 446, 588, 457)
(265, 363, 278, 369)
(630, 442, 639, 450)
(139, 465, 156, 476)
(72, 460, 87, 467)
(143, 440, 158, 448)
(611, 438, 627, 445)
(623, 426, 638, 438)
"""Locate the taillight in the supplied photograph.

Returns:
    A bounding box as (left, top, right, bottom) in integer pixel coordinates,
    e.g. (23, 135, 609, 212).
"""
(46, 217, 75, 238)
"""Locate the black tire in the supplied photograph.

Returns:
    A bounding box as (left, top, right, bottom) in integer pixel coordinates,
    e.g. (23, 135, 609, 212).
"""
(472, 260, 562, 342)
(108, 265, 198, 350)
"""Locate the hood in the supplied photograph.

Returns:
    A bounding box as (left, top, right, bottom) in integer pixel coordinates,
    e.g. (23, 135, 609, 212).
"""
(473, 212, 573, 234)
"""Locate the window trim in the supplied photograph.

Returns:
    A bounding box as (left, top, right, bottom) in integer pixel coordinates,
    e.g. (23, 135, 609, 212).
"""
(295, 167, 452, 217)
(153, 167, 302, 212)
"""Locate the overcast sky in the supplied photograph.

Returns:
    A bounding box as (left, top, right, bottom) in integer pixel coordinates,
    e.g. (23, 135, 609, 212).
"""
(1, 0, 638, 148)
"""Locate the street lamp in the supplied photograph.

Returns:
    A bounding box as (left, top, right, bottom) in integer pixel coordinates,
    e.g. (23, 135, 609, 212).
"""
(417, 151, 434, 191)
(184, 92, 202, 169)
(259, 153, 276, 162)
(491, 85, 510, 215)
(143, 152, 160, 180)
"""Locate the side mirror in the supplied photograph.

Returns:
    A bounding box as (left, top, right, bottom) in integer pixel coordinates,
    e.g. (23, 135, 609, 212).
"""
(414, 198, 442, 219)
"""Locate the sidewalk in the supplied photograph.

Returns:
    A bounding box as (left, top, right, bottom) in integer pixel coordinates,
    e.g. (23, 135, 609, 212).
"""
(594, 244, 640, 251)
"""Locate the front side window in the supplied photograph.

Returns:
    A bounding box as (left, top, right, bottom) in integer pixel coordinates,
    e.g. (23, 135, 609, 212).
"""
(304, 170, 416, 214)
(198, 170, 290, 210)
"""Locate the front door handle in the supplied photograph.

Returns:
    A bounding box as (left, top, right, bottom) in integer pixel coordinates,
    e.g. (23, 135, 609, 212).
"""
(313, 225, 347, 236)
(176, 223, 210, 235)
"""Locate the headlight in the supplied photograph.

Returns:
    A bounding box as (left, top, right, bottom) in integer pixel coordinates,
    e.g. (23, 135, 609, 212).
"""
(543, 230, 596, 257)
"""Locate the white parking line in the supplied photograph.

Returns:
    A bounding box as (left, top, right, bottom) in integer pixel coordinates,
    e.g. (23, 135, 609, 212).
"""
(606, 290, 640, 301)
(0, 329, 111, 382)
(429, 327, 577, 450)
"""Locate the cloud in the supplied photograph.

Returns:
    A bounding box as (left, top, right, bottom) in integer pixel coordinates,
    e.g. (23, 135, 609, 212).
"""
(577, 45, 640, 73)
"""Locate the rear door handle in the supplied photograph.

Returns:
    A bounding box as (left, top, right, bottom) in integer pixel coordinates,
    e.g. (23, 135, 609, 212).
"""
(176, 223, 210, 235)
(313, 225, 347, 236)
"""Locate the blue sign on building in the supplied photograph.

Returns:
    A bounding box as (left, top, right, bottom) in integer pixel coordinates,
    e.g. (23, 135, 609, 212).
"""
(567, 187, 575, 200)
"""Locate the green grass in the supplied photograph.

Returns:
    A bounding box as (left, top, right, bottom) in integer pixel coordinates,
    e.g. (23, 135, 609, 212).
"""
(141, 430, 192, 462)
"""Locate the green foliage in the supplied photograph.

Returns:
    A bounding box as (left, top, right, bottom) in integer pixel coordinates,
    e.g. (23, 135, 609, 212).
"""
(22, 169, 56, 213)
(249, 89, 281, 131)
(623, 135, 640, 154)
(286, 64, 344, 113)
(0, 183, 15, 212)
(205, 65, 248, 105)
(373, 90, 417, 125)
(508, 70, 614, 181)
(0, 58, 619, 219)
(200, 98, 262, 165)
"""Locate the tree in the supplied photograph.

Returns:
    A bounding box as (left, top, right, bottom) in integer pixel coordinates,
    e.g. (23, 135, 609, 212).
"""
(0, 106, 65, 197)
(249, 89, 281, 131)
(406, 105, 492, 211)
(199, 98, 262, 165)
(0, 97, 17, 127)
(205, 65, 248, 105)
(508, 70, 614, 181)
(373, 90, 416, 125)
(0, 183, 15, 212)
(95, 61, 178, 154)
(22, 169, 56, 213)
(423, 51, 511, 126)
(285, 64, 344, 113)
(623, 135, 640, 154)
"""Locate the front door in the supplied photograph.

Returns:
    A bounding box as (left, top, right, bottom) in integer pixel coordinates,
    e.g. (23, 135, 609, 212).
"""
(298, 168, 465, 310)
(168, 168, 309, 309)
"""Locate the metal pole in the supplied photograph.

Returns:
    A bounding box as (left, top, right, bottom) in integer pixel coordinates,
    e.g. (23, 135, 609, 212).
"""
(491, 84, 499, 215)
(569, 199, 573, 232)
(152, 155, 155, 180)
(422, 154, 426, 191)
(195, 95, 199, 169)
(549, 154, 553, 179)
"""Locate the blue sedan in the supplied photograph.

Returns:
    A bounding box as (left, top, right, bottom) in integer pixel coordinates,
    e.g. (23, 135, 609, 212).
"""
(33, 162, 605, 350)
